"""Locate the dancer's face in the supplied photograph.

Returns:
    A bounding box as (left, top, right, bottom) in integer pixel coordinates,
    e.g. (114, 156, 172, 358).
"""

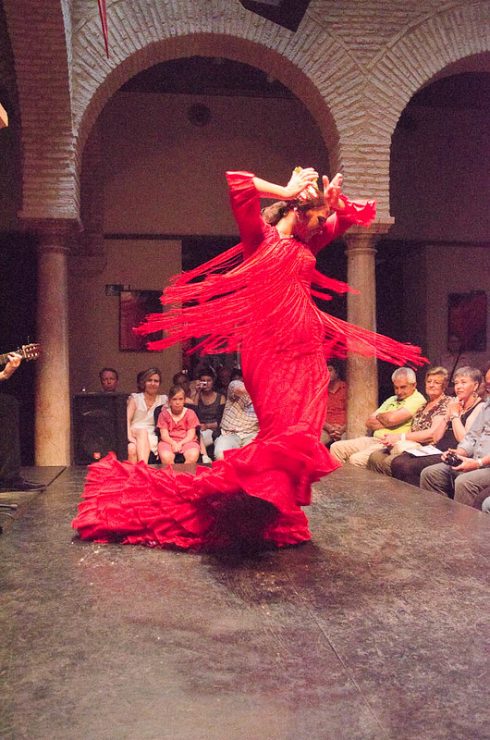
(294, 206, 329, 242)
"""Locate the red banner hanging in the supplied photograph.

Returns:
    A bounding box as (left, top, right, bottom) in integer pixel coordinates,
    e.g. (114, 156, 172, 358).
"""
(97, 0, 109, 57)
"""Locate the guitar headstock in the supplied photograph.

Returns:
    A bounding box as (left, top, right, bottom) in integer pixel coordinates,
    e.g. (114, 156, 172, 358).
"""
(20, 343, 41, 361)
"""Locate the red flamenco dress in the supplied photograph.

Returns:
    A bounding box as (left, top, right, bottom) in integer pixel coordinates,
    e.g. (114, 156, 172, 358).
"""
(72, 172, 425, 549)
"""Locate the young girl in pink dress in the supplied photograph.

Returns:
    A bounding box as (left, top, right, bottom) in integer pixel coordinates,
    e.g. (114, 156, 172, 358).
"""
(157, 385, 200, 465)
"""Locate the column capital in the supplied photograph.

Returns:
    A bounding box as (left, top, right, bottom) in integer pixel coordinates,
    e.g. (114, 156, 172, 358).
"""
(20, 217, 81, 255)
(344, 221, 394, 258)
(344, 219, 393, 245)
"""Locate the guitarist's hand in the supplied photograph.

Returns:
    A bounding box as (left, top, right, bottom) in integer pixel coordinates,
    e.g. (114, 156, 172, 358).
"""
(0, 352, 22, 381)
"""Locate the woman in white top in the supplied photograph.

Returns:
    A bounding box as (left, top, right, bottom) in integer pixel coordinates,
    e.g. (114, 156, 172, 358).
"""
(127, 367, 168, 463)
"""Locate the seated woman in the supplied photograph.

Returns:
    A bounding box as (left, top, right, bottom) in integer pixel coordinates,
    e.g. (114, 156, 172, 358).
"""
(389, 366, 483, 487)
(157, 385, 200, 465)
(367, 366, 450, 476)
(127, 367, 168, 463)
(190, 365, 225, 454)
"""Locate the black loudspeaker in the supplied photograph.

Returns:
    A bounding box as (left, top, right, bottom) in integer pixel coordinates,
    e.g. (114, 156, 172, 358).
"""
(73, 393, 128, 464)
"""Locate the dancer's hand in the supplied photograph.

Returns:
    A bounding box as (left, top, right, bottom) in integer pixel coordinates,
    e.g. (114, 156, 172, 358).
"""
(284, 167, 319, 199)
(322, 173, 343, 209)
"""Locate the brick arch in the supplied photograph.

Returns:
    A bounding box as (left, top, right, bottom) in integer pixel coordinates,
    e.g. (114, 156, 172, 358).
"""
(369, 1, 490, 141)
(3, 0, 77, 219)
(334, 1, 490, 216)
(75, 34, 345, 178)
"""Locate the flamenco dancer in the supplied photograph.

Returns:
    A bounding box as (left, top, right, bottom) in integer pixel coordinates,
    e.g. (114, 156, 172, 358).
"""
(72, 168, 425, 550)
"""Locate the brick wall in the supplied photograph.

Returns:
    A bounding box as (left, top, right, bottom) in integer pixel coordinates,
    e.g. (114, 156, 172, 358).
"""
(0, 0, 488, 221)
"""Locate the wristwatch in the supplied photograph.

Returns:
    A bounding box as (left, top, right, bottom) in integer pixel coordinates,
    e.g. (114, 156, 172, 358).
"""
(450, 413, 460, 421)
(476, 458, 484, 468)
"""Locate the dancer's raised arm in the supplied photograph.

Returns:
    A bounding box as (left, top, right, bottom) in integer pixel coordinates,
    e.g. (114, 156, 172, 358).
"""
(253, 167, 319, 200)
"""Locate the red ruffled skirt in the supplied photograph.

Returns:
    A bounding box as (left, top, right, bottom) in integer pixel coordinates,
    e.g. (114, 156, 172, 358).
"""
(72, 426, 338, 550)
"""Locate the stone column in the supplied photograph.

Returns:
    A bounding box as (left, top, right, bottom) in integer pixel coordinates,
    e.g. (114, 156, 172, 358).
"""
(344, 223, 392, 437)
(24, 219, 78, 465)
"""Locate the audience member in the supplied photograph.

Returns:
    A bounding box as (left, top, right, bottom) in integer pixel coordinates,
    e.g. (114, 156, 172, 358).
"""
(420, 397, 490, 507)
(367, 366, 450, 476)
(172, 370, 192, 401)
(330, 367, 425, 468)
(391, 366, 483, 486)
(216, 365, 232, 396)
(190, 365, 225, 453)
(321, 360, 347, 446)
(439, 333, 470, 394)
(127, 367, 168, 463)
(99, 367, 119, 392)
(214, 371, 259, 459)
(172, 369, 211, 463)
(0, 353, 45, 492)
(157, 384, 200, 465)
(479, 362, 490, 400)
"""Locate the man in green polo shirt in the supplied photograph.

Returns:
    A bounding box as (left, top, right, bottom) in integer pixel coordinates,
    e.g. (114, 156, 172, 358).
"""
(330, 367, 426, 468)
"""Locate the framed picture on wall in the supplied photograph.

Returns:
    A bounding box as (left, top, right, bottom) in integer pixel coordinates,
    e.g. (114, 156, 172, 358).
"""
(119, 290, 162, 351)
(448, 291, 487, 352)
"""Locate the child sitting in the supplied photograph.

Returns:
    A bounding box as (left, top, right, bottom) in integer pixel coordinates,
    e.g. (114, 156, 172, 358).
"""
(157, 385, 200, 465)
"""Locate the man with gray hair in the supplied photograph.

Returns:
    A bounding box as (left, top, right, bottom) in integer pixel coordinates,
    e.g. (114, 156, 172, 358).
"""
(213, 371, 258, 460)
(330, 367, 426, 468)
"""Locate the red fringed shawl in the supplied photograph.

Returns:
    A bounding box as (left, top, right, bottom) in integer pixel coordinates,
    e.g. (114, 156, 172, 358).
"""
(135, 171, 426, 368)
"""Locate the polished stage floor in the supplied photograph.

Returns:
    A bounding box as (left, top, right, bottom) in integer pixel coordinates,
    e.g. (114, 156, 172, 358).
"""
(1, 463, 489, 739)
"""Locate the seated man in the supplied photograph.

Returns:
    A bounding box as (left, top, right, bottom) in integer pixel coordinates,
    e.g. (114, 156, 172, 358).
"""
(321, 360, 347, 446)
(0, 352, 45, 492)
(214, 371, 259, 460)
(330, 367, 426, 468)
(99, 367, 119, 392)
(420, 398, 490, 507)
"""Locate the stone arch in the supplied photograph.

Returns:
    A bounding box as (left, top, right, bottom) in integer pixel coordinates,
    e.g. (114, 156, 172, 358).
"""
(371, 1, 490, 140)
(75, 34, 345, 187)
(322, 1, 490, 217)
(339, 1, 490, 215)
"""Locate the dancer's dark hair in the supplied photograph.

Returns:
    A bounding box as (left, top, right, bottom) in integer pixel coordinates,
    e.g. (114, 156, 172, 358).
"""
(261, 196, 326, 226)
